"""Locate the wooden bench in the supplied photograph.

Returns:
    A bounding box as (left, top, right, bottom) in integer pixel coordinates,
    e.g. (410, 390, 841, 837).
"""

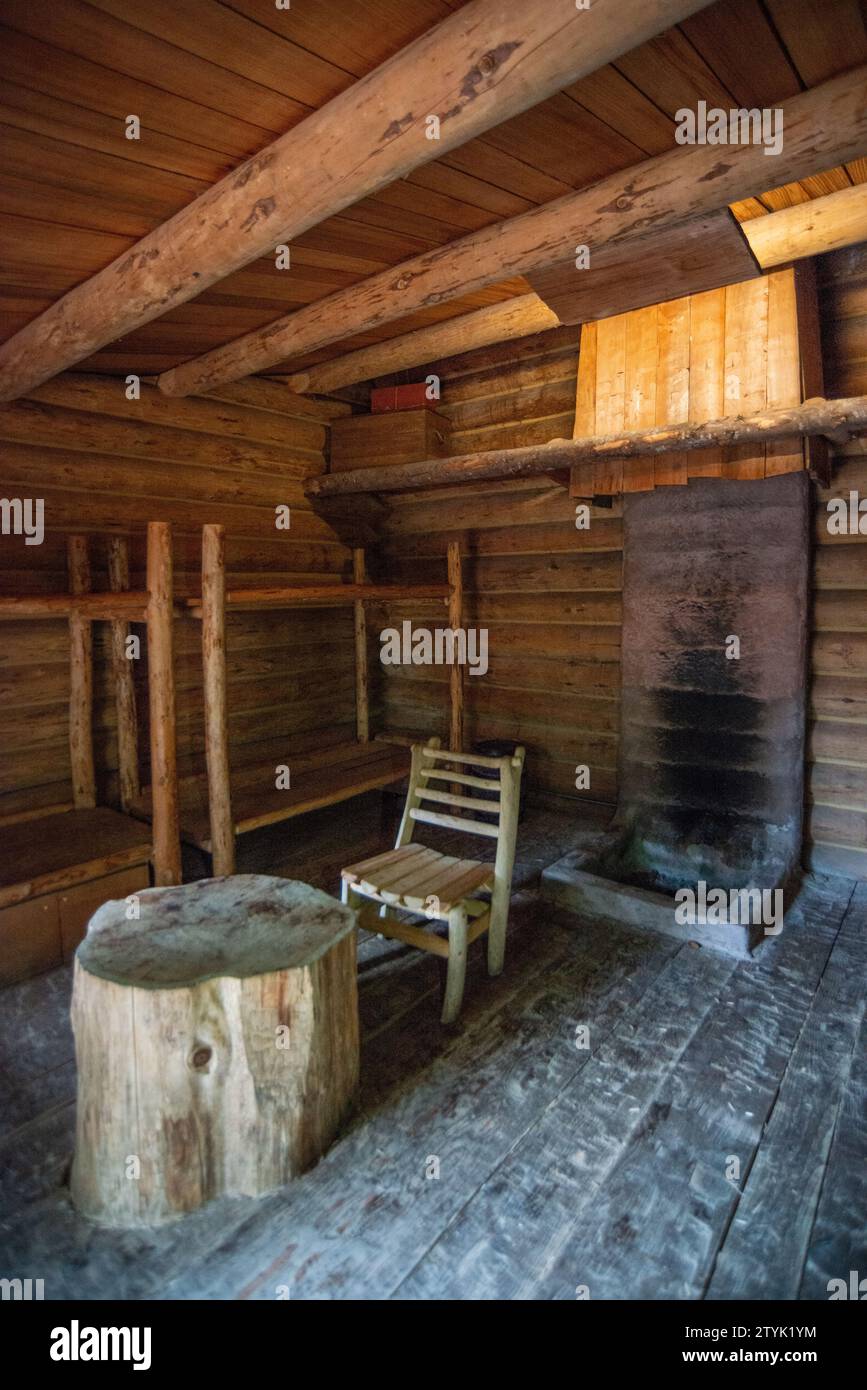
(0, 807, 152, 986)
(130, 738, 410, 855)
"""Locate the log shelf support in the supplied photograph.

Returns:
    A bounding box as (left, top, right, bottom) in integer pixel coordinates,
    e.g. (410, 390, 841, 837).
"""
(447, 540, 464, 757)
(191, 528, 453, 873)
(352, 548, 369, 743)
(67, 536, 96, 810)
(307, 396, 867, 498)
(107, 537, 141, 814)
(202, 524, 235, 878)
(146, 522, 182, 887)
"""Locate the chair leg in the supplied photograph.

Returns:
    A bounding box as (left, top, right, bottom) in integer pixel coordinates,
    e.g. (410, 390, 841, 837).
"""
(487, 887, 509, 977)
(441, 907, 469, 1024)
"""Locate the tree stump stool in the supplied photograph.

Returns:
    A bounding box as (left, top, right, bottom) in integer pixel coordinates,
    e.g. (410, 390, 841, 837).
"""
(70, 874, 358, 1227)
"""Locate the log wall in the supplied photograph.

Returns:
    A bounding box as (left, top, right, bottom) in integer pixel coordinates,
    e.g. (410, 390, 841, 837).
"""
(808, 243, 867, 880)
(0, 376, 352, 820)
(370, 324, 624, 811)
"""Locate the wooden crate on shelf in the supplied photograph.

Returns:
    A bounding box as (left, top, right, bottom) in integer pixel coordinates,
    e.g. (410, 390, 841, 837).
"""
(330, 408, 450, 473)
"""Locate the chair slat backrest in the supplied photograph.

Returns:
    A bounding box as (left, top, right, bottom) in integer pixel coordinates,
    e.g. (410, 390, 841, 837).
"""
(397, 738, 525, 867)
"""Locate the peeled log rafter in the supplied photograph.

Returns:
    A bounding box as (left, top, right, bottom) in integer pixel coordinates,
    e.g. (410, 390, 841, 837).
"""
(284, 186, 867, 396)
(70, 875, 359, 1227)
(307, 396, 867, 497)
(742, 182, 867, 269)
(0, 0, 711, 402)
(159, 66, 867, 397)
(287, 295, 559, 396)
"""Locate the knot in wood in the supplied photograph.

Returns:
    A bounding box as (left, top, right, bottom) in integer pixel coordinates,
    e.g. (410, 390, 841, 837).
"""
(616, 195, 632, 211)
(478, 51, 497, 76)
(190, 1045, 212, 1070)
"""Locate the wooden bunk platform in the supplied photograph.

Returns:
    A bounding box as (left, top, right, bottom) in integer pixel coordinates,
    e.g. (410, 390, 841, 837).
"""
(129, 739, 410, 854)
(0, 807, 151, 986)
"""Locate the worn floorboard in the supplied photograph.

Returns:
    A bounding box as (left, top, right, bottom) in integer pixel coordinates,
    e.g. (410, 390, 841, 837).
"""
(0, 804, 861, 1301)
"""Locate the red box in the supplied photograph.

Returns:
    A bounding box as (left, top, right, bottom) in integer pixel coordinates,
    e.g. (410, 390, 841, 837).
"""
(370, 382, 432, 413)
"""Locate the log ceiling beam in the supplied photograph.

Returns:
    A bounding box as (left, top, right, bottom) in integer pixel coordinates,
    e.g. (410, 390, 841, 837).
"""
(286, 294, 560, 396)
(306, 396, 867, 497)
(285, 183, 867, 396)
(740, 181, 867, 268)
(158, 66, 867, 398)
(0, 0, 713, 403)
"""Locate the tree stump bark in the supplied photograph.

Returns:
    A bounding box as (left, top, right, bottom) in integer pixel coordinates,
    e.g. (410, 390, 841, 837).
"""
(70, 874, 359, 1227)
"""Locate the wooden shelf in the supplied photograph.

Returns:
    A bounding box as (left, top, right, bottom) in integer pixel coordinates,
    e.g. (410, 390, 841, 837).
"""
(0, 591, 149, 621)
(185, 582, 449, 616)
(130, 739, 410, 852)
(0, 807, 152, 909)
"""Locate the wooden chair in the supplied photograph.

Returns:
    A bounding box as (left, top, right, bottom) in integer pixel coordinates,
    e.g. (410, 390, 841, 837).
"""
(340, 737, 525, 1022)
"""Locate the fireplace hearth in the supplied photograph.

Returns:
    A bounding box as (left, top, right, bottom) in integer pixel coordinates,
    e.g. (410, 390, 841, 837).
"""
(542, 471, 810, 957)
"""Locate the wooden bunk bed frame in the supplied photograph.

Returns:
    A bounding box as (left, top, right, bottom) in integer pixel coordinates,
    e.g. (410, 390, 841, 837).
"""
(0, 530, 159, 985)
(138, 523, 465, 877)
(0, 518, 464, 980)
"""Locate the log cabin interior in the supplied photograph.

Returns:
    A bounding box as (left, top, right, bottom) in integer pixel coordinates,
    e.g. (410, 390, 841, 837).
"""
(0, 0, 866, 1316)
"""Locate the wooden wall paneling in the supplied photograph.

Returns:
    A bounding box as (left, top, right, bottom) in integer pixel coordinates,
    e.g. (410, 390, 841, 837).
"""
(593, 314, 628, 495)
(569, 320, 597, 498)
(621, 305, 658, 493)
(687, 287, 727, 479)
(722, 276, 770, 479)
(654, 296, 690, 487)
(765, 269, 805, 477)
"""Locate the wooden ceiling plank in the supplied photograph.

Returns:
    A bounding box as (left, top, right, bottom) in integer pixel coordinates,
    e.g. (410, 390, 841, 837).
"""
(86, 0, 357, 106)
(0, 0, 714, 401)
(157, 66, 867, 396)
(564, 66, 675, 157)
(0, 0, 309, 133)
(765, 0, 867, 87)
(221, 0, 457, 78)
(0, 24, 275, 160)
(0, 81, 236, 184)
(613, 23, 738, 115)
(679, 0, 802, 106)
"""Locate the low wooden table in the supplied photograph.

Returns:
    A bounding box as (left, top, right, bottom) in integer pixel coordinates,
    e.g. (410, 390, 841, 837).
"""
(70, 874, 358, 1227)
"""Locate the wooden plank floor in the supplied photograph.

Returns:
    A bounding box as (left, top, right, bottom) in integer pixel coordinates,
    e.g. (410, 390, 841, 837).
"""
(0, 799, 863, 1301)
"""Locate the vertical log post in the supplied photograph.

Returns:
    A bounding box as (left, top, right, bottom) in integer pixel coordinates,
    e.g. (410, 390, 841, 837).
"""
(202, 524, 235, 876)
(352, 547, 369, 742)
(67, 535, 96, 808)
(146, 522, 181, 886)
(447, 540, 464, 758)
(107, 536, 141, 812)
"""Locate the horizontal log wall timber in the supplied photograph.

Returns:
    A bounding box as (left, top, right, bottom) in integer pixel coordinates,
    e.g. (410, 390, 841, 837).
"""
(0, 0, 711, 401)
(161, 66, 867, 396)
(0, 374, 351, 820)
(807, 242, 867, 882)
